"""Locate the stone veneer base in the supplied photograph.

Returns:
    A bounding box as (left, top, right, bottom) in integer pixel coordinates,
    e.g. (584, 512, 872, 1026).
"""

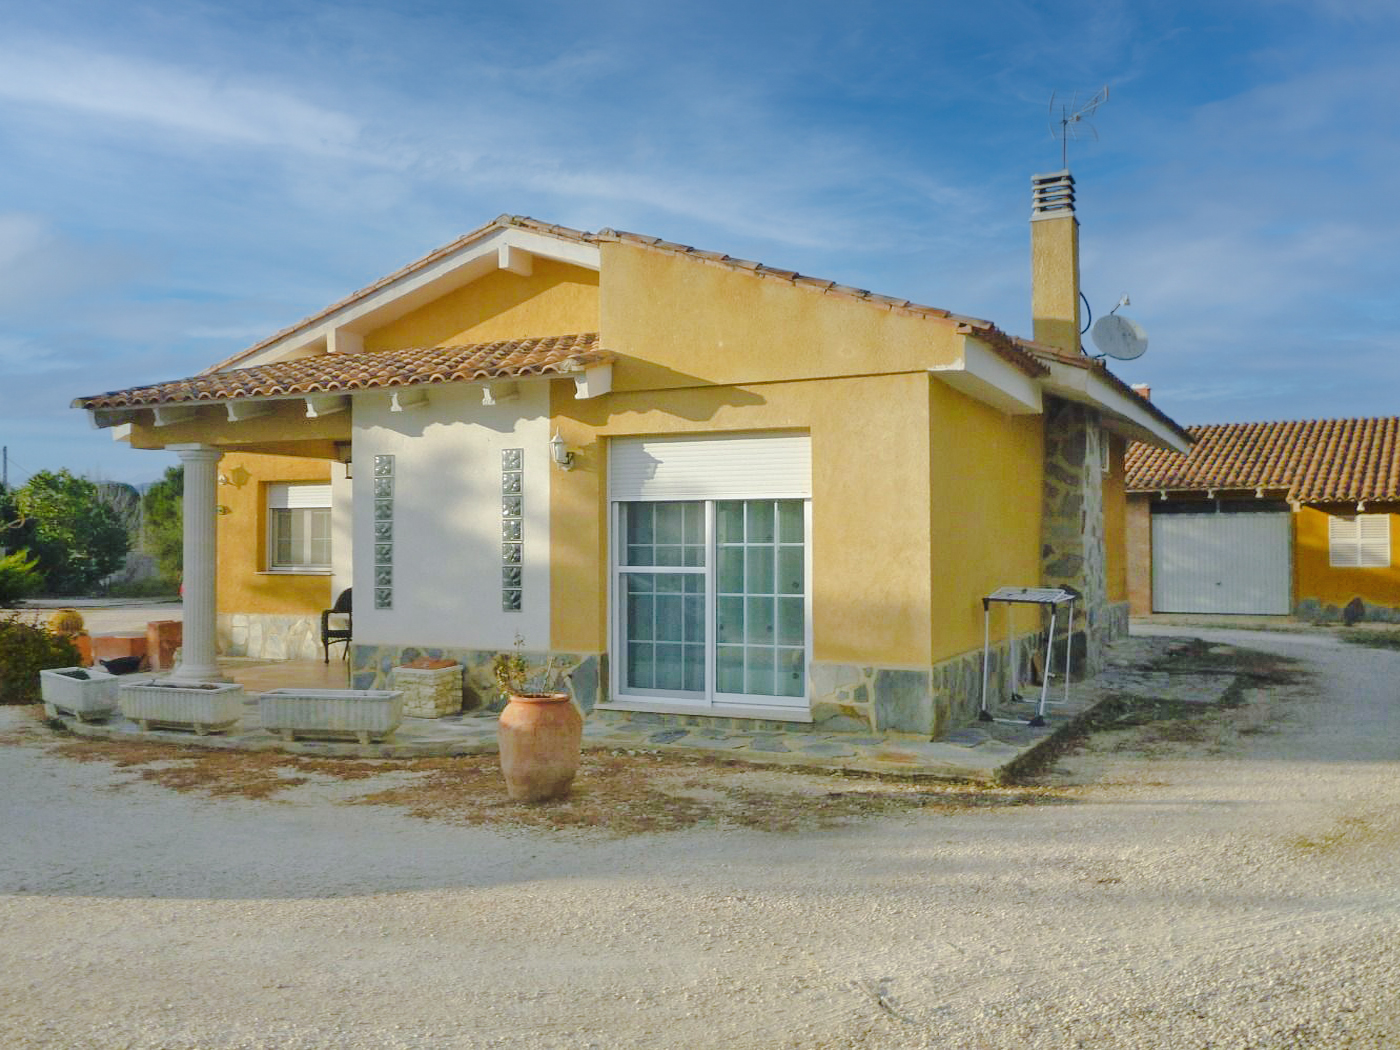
(218, 613, 323, 662)
(351, 632, 1062, 740)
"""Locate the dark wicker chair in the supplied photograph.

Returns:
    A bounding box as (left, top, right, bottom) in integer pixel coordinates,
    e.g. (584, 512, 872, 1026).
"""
(320, 588, 352, 663)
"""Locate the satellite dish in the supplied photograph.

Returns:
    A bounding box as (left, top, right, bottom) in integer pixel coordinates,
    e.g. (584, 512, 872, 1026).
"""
(1091, 314, 1148, 361)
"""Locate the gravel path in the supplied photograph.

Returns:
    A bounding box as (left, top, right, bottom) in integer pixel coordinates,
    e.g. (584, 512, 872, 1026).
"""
(2, 627, 1397, 1048)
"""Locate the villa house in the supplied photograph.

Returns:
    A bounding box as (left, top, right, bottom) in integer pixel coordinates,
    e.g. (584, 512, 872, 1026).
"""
(74, 171, 1189, 737)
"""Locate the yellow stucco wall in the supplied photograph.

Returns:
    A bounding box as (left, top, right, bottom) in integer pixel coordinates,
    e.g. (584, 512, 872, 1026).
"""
(1102, 433, 1128, 604)
(1295, 504, 1400, 612)
(1030, 215, 1080, 353)
(927, 381, 1045, 658)
(550, 372, 939, 668)
(363, 259, 599, 350)
(216, 452, 333, 616)
(598, 242, 966, 391)
(550, 371, 1046, 669)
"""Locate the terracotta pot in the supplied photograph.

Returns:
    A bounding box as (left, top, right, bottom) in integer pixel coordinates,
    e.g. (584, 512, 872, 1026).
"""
(498, 693, 583, 801)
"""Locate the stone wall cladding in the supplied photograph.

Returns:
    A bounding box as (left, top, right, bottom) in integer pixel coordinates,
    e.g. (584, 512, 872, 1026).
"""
(1296, 597, 1400, 624)
(1041, 399, 1109, 674)
(351, 644, 603, 714)
(218, 614, 322, 662)
(390, 664, 465, 718)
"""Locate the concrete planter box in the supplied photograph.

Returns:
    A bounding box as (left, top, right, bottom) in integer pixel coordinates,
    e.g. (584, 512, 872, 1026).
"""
(258, 688, 403, 744)
(119, 679, 246, 735)
(40, 667, 120, 723)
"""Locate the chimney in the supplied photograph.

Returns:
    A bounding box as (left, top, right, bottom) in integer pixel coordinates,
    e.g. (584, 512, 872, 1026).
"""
(1131, 383, 1151, 401)
(1030, 170, 1081, 354)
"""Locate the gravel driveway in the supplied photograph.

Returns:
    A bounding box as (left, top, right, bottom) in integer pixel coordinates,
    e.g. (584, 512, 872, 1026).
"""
(1, 627, 1397, 1049)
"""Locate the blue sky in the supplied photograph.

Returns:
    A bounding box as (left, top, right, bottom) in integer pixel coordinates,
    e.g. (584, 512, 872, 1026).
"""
(1, 0, 1396, 485)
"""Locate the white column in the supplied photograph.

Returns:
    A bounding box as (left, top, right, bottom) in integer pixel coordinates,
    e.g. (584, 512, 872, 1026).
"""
(173, 445, 224, 681)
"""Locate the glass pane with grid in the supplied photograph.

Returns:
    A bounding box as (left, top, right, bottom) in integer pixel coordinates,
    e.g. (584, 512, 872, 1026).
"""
(621, 503, 705, 694)
(271, 507, 331, 569)
(715, 499, 805, 698)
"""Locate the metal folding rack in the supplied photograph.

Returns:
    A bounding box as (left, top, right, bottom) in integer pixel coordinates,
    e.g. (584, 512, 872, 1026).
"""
(978, 586, 1077, 727)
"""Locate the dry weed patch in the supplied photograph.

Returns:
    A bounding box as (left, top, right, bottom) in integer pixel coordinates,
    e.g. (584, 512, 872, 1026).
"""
(34, 733, 1068, 836)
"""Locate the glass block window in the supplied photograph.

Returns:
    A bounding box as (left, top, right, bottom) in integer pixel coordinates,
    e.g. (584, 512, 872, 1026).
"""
(614, 498, 807, 706)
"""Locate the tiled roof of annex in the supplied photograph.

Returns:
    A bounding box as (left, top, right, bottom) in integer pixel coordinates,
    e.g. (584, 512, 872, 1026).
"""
(207, 214, 1049, 381)
(1126, 417, 1400, 504)
(74, 334, 607, 410)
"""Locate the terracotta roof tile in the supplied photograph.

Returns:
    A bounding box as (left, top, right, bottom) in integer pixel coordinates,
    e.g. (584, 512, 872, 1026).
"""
(76, 334, 607, 411)
(1125, 418, 1400, 503)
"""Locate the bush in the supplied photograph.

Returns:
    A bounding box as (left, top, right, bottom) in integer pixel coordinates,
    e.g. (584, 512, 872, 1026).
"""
(0, 549, 42, 607)
(106, 577, 180, 599)
(0, 613, 80, 704)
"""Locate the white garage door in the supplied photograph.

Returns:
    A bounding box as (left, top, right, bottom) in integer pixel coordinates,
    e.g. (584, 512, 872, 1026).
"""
(1151, 512, 1292, 614)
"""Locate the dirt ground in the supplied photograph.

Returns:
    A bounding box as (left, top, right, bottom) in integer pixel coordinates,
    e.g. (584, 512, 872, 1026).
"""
(2, 627, 1398, 1049)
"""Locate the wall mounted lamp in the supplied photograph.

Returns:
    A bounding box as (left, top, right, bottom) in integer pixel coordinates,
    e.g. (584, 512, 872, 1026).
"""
(334, 441, 353, 480)
(549, 430, 575, 471)
(217, 466, 251, 488)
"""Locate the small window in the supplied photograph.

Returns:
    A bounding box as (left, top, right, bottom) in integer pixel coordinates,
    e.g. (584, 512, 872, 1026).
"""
(267, 483, 332, 571)
(1328, 514, 1390, 568)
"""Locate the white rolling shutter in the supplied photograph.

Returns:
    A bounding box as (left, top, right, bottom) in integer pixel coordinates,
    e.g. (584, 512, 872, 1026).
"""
(267, 483, 332, 509)
(609, 434, 811, 501)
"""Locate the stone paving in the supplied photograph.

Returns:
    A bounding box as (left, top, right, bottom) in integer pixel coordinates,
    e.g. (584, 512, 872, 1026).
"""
(45, 634, 1236, 782)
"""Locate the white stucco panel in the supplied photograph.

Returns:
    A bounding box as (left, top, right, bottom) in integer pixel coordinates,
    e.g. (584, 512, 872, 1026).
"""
(352, 383, 551, 650)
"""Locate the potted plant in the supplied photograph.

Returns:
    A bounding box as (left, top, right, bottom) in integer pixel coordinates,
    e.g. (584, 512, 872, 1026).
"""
(491, 635, 582, 802)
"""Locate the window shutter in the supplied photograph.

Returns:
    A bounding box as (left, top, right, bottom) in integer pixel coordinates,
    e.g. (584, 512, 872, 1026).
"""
(609, 434, 811, 501)
(1358, 514, 1390, 568)
(267, 483, 332, 509)
(1329, 516, 1360, 567)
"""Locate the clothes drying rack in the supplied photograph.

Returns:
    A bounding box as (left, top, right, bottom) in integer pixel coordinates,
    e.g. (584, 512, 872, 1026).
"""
(978, 586, 1077, 727)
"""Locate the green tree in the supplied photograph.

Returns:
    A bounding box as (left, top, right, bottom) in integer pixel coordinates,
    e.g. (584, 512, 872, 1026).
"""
(97, 481, 143, 548)
(142, 465, 183, 585)
(13, 470, 130, 595)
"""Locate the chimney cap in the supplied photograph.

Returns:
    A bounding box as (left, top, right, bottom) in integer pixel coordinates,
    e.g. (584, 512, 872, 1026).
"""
(1031, 170, 1076, 221)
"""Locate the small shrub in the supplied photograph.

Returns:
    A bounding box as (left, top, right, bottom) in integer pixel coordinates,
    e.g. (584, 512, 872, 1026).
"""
(106, 576, 180, 599)
(0, 549, 42, 607)
(49, 608, 85, 635)
(0, 613, 80, 704)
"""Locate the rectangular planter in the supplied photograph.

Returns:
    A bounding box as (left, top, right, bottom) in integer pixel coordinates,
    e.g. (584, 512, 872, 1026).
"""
(40, 666, 120, 723)
(258, 688, 404, 744)
(118, 679, 246, 735)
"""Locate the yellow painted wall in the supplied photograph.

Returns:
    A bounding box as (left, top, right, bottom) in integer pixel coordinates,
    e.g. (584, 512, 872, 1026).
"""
(927, 382, 1045, 658)
(363, 258, 599, 350)
(216, 452, 333, 616)
(1030, 215, 1080, 352)
(598, 242, 967, 391)
(550, 372, 939, 668)
(1102, 433, 1128, 603)
(1295, 504, 1400, 611)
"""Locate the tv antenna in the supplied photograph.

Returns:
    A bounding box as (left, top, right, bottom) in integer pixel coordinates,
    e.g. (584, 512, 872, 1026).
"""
(1048, 86, 1109, 168)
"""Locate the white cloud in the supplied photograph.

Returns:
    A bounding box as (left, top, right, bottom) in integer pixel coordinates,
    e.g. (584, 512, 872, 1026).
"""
(0, 40, 361, 155)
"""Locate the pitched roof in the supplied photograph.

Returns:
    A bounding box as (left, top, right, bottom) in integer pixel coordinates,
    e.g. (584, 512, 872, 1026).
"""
(1126, 417, 1400, 503)
(74, 334, 607, 410)
(210, 214, 1048, 379)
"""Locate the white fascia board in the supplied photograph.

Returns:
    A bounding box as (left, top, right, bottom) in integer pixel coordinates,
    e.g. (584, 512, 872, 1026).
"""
(232, 227, 602, 370)
(1040, 359, 1191, 454)
(573, 362, 613, 399)
(929, 338, 1042, 415)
